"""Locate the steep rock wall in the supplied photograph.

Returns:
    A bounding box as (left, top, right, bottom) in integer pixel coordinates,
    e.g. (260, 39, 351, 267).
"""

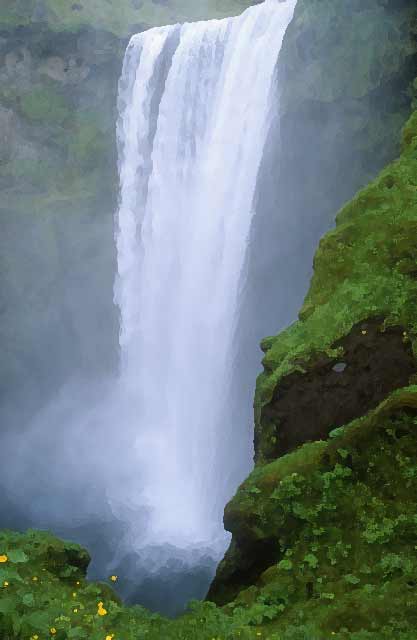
(208, 82, 417, 638)
(232, 0, 417, 468)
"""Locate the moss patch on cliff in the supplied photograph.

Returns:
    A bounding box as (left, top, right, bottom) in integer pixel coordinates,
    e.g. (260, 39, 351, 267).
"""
(20, 88, 71, 125)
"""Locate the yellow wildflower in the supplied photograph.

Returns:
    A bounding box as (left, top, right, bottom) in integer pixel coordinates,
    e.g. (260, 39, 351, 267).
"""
(97, 602, 108, 616)
(105, 635, 115, 640)
(76, 581, 80, 585)
(31, 636, 39, 640)
(0, 555, 8, 563)
(74, 608, 78, 613)
(110, 575, 118, 582)
(50, 629, 57, 636)
(72, 592, 77, 597)
(32, 576, 38, 582)
(3, 581, 9, 587)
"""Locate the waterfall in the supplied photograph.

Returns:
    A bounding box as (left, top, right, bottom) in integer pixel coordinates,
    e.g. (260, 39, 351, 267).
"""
(114, 0, 296, 560)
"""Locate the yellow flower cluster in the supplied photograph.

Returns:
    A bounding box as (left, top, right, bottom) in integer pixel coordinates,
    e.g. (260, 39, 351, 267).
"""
(0, 554, 8, 563)
(97, 601, 108, 616)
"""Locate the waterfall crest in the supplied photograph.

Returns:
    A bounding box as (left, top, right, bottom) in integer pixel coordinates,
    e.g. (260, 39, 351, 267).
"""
(115, 0, 296, 557)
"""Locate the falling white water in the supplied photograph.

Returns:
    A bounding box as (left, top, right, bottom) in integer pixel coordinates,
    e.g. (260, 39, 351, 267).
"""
(114, 0, 296, 558)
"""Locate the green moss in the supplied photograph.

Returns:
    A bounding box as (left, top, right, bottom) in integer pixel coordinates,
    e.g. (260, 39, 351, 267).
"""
(0, 0, 34, 28)
(255, 101, 417, 444)
(20, 88, 72, 125)
(0, 158, 61, 188)
(68, 112, 110, 171)
(0, 0, 254, 36)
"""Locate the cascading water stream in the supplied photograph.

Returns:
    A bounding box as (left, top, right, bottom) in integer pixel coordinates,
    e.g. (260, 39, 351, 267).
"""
(114, 0, 297, 560)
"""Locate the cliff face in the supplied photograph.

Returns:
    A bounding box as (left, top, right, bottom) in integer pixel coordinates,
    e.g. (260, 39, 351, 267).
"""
(0, 25, 121, 411)
(243, 0, 417, 328)
(0, 0, 253, 414)
(233, 0, 417, 460)
(207, 2, 417, 630)
(203, 102, 417, 634)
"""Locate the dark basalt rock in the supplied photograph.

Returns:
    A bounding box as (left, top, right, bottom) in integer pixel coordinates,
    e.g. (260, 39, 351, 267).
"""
(206, 538, 280, 605)
(258, 319, 416, 462)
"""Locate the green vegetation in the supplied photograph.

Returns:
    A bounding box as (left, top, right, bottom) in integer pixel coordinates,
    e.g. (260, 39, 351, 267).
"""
(20, 88, 72, 125)
(68, 113, 108, 171)
(218, 386, 417, 637)
(0, 0, 34, 28)
(0, 0, 253, 35)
